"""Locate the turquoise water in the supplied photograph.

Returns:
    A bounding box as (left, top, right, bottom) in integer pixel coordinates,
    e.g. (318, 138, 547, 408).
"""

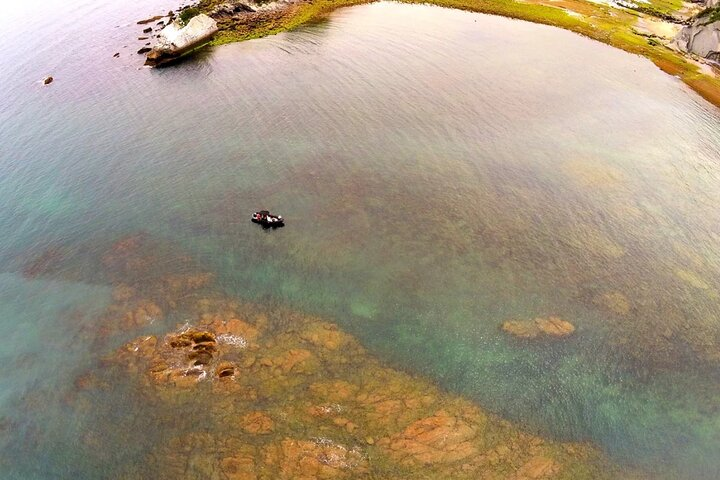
(2, 0, 720, 477)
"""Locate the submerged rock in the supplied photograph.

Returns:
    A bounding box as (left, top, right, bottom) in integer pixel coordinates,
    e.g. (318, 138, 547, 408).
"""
(263, 438, 368, 479)
(378, 409, 479, 465)
(100, 302, 614, 478)
(594, 292, 631, 316)
(145, 14, 218, 66)
(502, 317, 576, 339)
(239, 411, 274, 434)
(516, 455, 561, 479)
(672, 10, 720, 63)
(78, 233, 621, 479)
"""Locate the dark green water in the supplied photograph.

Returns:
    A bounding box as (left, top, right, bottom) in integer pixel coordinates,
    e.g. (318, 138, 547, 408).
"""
(1, 0, 720, 477)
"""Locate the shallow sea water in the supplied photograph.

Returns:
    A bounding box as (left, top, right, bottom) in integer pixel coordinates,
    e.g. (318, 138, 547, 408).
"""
(1, 0, 720, 478)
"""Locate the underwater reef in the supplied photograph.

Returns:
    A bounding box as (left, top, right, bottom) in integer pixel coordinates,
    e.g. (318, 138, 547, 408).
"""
(30, 233, 626, 479)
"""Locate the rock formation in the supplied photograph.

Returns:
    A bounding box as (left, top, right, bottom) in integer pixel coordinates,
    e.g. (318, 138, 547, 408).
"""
(145, 14, 219, 66)
(672, 8, 720, 63)
(41, 233, 621, 479)
(97, 295, 611, 478)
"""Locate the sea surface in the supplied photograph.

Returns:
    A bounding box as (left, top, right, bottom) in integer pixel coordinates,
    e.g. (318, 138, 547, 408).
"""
(1, 0, 720, 478)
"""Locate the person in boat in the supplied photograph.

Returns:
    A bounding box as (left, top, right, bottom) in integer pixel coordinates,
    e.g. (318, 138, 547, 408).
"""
(252, 210, 283, 225)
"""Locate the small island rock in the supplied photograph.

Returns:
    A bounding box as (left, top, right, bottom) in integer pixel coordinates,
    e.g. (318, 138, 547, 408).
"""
(145, 14, 218, 66)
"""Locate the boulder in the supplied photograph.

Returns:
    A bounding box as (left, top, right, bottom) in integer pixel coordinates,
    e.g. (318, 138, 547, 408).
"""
(145, 14, 218, 66)
(672, 11, 720, 63)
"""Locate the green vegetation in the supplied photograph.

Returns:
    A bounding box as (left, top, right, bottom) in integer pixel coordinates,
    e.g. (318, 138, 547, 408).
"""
(699, 6, 720, 24)
(630, 4, 680, 22)
(640, 0, 683, 17)
(179, 6, 201, 25)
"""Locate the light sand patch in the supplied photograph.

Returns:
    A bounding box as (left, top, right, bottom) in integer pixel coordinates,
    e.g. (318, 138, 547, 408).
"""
(634, 18, 681, 40)
(565, 223, 625, 259)
(594, 292, 631, 316)
(563, 159, 626, 189)
(675, 268, 710, 290)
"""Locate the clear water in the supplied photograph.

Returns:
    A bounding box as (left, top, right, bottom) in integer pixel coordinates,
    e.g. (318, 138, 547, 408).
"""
(1, 0, 720, 478)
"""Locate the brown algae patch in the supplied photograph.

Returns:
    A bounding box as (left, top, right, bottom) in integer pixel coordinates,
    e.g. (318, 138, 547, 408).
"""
(562, 159, 626, 189)
(594, 292, 631, 316)
(675, 268, 711, 290)
(502, 317, 577, 339)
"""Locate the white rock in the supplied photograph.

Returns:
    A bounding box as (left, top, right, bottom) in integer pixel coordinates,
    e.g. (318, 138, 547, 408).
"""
(146, 14, 218, 64)
(672, 15, 720, 63)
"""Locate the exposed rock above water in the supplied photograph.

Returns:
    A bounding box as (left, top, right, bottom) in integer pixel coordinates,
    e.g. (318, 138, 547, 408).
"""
(137, 15, 166, 25)
(211, 1, 258, 15)
(145, 14, 219, 66)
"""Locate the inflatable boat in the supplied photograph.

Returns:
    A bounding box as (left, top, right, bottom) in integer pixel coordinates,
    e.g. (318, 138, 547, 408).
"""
(251, 210, 284, 227)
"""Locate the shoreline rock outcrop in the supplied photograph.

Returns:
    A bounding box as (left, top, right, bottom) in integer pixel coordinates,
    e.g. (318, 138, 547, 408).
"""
(145, 13, 219, 66)
(672, 8, 720, 63)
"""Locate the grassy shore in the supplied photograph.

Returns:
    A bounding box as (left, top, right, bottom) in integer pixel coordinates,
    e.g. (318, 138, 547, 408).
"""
(193, 0, 720, 108)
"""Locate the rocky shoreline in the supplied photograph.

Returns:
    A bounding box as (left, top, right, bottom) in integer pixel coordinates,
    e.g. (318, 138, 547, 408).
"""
(672, 5, 720, 63)
(134, 0, 720, 107)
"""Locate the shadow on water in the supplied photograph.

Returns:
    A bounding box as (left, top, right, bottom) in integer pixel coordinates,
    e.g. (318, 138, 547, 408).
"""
(152, 44, 216, 70)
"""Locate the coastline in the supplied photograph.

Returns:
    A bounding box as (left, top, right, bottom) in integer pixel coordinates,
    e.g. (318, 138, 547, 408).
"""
(154, 0, 720, 108)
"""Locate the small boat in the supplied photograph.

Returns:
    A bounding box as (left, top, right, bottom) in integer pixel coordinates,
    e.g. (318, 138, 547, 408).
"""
(251, 210, 284, 227)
